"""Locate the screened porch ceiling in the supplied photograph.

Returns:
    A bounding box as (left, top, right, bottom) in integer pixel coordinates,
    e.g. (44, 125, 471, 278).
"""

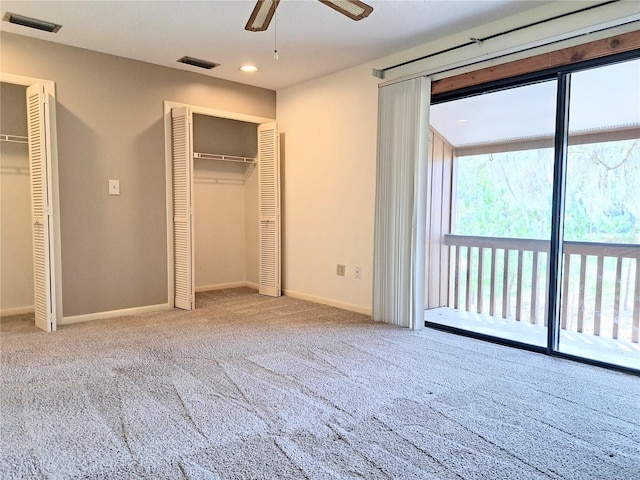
(429, 58, 640, 151)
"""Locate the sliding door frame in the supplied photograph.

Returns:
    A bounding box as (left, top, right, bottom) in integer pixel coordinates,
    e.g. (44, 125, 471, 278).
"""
(428, 49, 640, 375)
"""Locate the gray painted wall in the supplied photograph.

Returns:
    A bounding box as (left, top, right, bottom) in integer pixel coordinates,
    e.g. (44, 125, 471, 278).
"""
(1, 32, 275, 317)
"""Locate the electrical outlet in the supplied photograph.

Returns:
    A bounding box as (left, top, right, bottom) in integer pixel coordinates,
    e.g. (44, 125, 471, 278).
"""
(355, 266, 361, 279)
(336, 264, 345, 276)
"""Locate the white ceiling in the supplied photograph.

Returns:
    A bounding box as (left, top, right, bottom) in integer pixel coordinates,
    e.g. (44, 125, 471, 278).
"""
(0, 0, 549, 91)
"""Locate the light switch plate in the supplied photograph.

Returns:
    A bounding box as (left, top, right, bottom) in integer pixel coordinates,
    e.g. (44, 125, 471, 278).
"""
(109, 179, 120, 195)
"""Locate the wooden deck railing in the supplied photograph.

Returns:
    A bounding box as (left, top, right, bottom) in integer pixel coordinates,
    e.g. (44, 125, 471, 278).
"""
(443, 234, 640, 343)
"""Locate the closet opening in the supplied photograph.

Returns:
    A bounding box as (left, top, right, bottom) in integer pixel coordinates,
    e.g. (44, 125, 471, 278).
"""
(1, 83, 33, 319)
(0, 74, 61, 331)
(164, 102, 280, 310)
(192, 114, 259, 295)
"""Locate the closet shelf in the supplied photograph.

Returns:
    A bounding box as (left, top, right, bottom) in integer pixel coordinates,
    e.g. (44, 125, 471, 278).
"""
(193, 152, 256, 164)
(193, 152, 256, 184)
(1, 133, 28, 144)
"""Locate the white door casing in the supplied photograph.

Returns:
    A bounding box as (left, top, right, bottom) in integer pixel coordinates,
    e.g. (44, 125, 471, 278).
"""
(258, 122, 281, 297)
(171, 106, 195, 310)
(26, 83, 57, 331)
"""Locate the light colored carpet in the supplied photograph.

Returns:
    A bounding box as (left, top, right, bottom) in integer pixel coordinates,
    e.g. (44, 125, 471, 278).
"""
(1, 288, 638, 479)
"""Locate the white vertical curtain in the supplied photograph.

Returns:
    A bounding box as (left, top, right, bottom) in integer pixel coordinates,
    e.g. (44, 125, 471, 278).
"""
(373, 76, 431, 329)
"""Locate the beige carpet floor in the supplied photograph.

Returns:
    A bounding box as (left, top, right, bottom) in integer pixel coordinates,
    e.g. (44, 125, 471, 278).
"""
(1, 288, 639, 479)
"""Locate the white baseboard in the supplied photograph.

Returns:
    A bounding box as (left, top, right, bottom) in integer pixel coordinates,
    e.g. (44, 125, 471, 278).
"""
(283, 290, 372, 316)
(0, 305, 35, 317)
(196, 282, 258, 292)
(60, 303, 171, 325)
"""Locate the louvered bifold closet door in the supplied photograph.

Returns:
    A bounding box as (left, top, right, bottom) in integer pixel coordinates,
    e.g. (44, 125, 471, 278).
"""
(258, 122, 281, 297)
(171, 107, 195, 310)
(26, 83, 56, 331)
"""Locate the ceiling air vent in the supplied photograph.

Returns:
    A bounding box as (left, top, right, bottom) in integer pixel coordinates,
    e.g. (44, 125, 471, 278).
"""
(177, 56, 220, 70)
(3, 12, 62, 33)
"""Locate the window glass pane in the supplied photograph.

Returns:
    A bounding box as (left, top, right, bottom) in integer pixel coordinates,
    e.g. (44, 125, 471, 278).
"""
(427, 80, 557, 348)
(559, 58, 640, 370)
(454, 149, 553, 239)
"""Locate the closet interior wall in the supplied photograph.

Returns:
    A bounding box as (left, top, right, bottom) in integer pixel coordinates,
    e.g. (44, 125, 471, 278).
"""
(191, 114, 259, 291)
(0, 82, 33, 314)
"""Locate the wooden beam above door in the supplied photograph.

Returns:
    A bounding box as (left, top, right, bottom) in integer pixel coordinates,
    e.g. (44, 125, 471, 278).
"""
(432, 30, 640, 95)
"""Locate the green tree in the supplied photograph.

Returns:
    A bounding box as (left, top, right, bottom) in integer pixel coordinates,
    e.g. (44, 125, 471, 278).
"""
(455, 138, 640, 244)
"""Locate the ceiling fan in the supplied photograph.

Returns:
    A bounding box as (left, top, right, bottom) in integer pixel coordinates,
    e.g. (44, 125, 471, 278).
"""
(245, 0, 374, 32)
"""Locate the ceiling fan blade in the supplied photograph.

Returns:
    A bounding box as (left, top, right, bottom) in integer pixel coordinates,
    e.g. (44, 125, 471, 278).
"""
(319, 0, 373, 21)
(245, 0, 280, 32)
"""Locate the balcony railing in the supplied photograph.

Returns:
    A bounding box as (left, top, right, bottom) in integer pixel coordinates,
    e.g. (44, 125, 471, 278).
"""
(443, 234, 640, 343)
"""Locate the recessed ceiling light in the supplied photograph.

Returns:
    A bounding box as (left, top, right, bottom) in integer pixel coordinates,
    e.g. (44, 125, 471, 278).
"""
(3, 12, 62, 32)
(240, 65, 259, 73)
(458, 119, 468, 123)
(177, 56, 220, 70)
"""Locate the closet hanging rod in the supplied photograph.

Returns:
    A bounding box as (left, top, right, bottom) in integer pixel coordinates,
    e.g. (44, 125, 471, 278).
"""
(0, 133, 28, 144)
(193, 152, 256, 164)
(0, 166, 30, 175)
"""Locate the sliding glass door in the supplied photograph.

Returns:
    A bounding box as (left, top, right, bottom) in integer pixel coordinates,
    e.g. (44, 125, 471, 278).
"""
(429, 80, 557, 348)
(426, 54, 640, 371)
(558, 59, 640, 369)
